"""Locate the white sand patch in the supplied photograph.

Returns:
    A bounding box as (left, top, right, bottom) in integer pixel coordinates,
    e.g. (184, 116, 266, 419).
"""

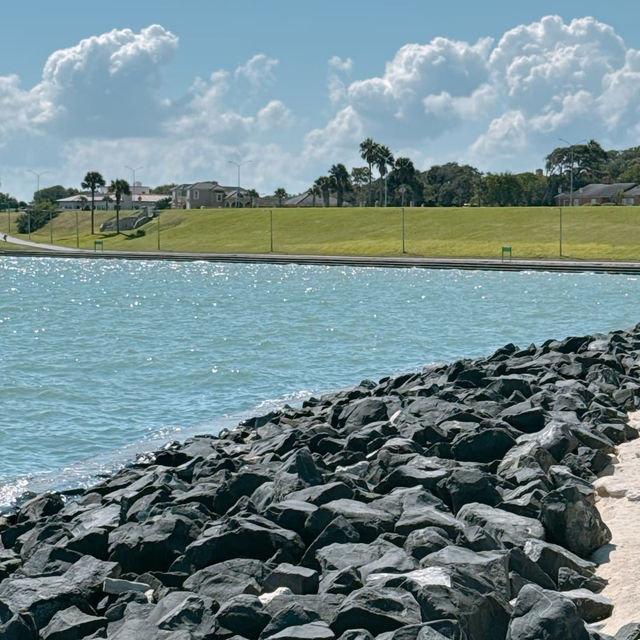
(592, 410, 640, 634)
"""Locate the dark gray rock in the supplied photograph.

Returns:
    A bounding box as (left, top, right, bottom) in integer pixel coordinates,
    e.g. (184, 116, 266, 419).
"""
(439, 468, 501, 513)
(523, 539, 596, 585)
(451, 427, 517, 463)
(183, 558, 267, 601)
(177, 515, 305, 571)
(506, 584, 588, 640)
(457, 503, 545, 548)
(264, 564, 319, 595)
(259, 602, 319, 639)
(615, 623, 640, 640)
(40, 606, 106, 640)
(267, 621, 336, 640)
(560, 588, 613, 623)
(108, 512, 200, 573)
(403, 527, 451, 560)
(216, 594, 271, 639)
(329, 587, 422, 636)
(540, 486, 611, 557)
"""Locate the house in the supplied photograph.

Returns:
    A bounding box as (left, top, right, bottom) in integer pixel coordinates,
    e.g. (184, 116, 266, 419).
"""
(555, 183, 636, 206)
(57, 192, 133, 211)
(171, 181, 254, 209)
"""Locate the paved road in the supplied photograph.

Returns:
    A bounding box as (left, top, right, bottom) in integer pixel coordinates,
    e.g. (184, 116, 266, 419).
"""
(2, 234, 640, 274)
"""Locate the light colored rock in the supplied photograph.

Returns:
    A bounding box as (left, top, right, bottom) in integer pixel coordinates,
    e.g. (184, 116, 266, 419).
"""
(258, 586, 293, 604)
(103, 577, 151, 595)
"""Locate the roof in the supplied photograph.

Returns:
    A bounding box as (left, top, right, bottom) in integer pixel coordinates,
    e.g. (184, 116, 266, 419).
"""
(133, 194, 170, 202)
(557, 183, 636, 199)
(621, 185, 640, 196)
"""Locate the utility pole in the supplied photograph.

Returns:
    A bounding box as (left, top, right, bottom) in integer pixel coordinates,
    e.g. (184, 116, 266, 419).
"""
(125, 165, 143, 209)
(228, 160, 252, 208)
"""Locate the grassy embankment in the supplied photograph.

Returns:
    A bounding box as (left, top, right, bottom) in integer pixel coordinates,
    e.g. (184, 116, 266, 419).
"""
(2, 206, 640, 260)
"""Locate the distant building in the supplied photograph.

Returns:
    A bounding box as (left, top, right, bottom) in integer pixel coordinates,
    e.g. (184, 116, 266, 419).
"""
(171, 181, 255, 209)
(555, 183, 637, 206)
(57, 188, 170, 211)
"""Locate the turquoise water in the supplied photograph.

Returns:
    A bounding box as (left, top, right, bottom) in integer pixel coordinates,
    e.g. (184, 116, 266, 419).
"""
(1, 256, 639, 505)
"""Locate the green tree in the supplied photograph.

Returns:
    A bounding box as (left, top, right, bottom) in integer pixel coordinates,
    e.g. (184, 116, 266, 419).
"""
(424, 163, 481, 206)
(0, 192, 19, 211)
(387, 157, 423, 205)
(314, 176, 331, 207)
(375, 145, 394, 206)
(545, 140, 608, 190)
(359, 138, 380, 205)
(34, 185, 77, 205)
(274, 188, 288, 207)
(309, 182, 321, 207)
(81, 171, 106, 235)
(109, 179, 131, 233)
(479, 173, 523, 206)
(247, 189, 259, 207)
(350, 167, 370, 206)
(516, 172, 547, 206)
(150, 183, 177, 195)
(328, 163, 352, 207)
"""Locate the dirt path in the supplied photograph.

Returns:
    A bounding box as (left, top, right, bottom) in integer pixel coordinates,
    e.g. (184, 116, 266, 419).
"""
(593, 411, 640, 634)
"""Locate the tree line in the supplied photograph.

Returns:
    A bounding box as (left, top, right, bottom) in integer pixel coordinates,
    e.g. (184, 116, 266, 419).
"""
(302, 138, 640, 207)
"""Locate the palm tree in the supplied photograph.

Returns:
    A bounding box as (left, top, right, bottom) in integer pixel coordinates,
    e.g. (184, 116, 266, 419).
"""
(247, 189, 259, 207)
(359, 138, 379, 206)
(109, 179, 131, 233)
(376, 145, 394, 206)
(274, 188, 288, 207)
(310, 182, 322, 207)
(315, 176, 331, 207)
(329, 163, 352, 207)
(81, 171, 105, 235)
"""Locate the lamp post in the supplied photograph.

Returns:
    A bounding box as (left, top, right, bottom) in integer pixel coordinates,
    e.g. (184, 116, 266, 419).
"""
(228, 160, 252, 208)
(125, 165, 143, 210)
(401, 207, 406, 254)
(28, 169, 49, 240)
(263, 208, 273, 252)
(557, 138, 586, 257)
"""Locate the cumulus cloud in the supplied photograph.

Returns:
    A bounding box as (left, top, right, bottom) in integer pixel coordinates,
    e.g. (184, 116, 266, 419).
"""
(309, 15, 640, 173)
(235, 53, 279, 89)
(7, 16, 640, 200)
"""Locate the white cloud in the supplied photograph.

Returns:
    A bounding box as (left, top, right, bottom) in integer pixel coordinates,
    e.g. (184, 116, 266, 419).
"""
(6, 16, 640, 201)
(235, 53, 279, 89)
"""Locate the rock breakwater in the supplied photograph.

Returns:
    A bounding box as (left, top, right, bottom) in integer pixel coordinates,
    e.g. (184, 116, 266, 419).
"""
(3, 328, 640, 639)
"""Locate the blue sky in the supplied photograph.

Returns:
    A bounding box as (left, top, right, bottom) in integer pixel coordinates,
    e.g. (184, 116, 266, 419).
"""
(3, 1, 640, 200)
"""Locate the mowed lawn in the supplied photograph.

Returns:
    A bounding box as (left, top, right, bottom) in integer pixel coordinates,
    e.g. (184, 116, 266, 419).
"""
(4, 205, 640, 260)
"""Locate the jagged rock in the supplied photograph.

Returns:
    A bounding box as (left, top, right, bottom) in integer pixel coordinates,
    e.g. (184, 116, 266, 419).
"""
(439, 468, 501, 513)
(267, 621, 336, 640)
(259, 602, 319, 638)
(264, 564, 319, 595)
(523, 539, 596, 585)
(506, 584, 588, 639)
(183, 558, 266, 601)
(176, 515, 305, 571)
(615, 623, 640, 640)
(40, 606, 106, 640)
(560, 588, 613, 623)
(108, 512, 200, 573)
(329, 587, 422, 636)
(216, 594, 271, 639)
(456, 503, 545, 548)
(540, 486, 611, 557)
(403, 527, 451, 560)
(0, 555, 119, 629)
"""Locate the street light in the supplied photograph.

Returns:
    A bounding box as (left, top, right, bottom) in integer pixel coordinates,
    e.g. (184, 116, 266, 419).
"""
(263, 208, 273, 252)
(228, 160, 253, 208)
(125, 165, 143, 209)
(557, 138, 586, 257)
(28, 169, 50, 240)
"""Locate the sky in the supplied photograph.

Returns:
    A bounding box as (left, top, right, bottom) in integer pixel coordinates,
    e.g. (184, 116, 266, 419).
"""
(3, 0, 640, 201)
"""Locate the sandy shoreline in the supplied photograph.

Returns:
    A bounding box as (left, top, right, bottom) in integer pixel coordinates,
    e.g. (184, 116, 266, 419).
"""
(593, 410, 640, 634)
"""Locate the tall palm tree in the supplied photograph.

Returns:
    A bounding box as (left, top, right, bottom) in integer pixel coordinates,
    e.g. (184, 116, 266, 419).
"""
(359, 138, 379, 206)
(376, 145, 394, 206)
(310, 182, 321, 207)
(329, 163, 352, 207)
(247, 189, 259, 207)
(315, 176, 331, 207)
(109, 179, 131, 233)
(81, 171, 105, 235)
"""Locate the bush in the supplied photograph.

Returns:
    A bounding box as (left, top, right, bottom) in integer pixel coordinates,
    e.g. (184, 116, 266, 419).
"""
(16, 206, 59, 234)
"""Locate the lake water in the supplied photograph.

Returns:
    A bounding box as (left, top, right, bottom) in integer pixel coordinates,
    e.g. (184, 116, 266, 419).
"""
(1, 256, 639, 506)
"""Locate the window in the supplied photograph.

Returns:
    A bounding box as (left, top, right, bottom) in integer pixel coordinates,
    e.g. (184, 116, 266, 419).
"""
(216, 193, 223, 202)
(193, 190, 199, 200)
